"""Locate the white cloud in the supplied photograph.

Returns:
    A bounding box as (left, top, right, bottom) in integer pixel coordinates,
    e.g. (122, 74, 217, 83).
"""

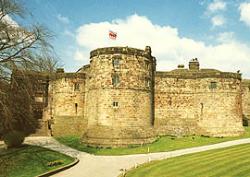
(239, 2, 250, 27)
(74, 49, 88, 61)
(207, 0, 226, 13)
(57, 14, 69, 24)
(1, 15, 19, 27)
(217, 32, 234, 43)
(211, 15, 225, 26)
(74, 14, 250, 78)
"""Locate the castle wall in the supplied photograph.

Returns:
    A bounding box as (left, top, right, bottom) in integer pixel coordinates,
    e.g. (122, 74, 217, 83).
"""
(155, 70, 244, 137)
(49, 73, 87, 136)
(35, 46, 247, 147)
(243, 79, 250, 125)
(82, 47, 156, 147)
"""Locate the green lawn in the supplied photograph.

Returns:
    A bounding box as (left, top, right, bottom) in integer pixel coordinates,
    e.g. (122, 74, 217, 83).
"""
(125, 143, 250, 177)
(55, 127, 250, 155)
(0, 144, 74, 177)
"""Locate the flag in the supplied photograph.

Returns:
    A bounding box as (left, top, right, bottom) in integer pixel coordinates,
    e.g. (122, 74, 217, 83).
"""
(109, 30, 117, 40)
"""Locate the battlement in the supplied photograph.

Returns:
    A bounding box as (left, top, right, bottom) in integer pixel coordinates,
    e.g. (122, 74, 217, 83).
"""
(156, 70, 241, 79)
(54, 72, 86, 79)
(90, 46, 153, 59)
(156, 59, 241, 79)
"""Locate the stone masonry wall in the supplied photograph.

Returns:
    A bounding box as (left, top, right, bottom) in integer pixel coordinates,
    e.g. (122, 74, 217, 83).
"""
(37, 46, 246, 147)
(49, 73, 87, 136)
(243, 79, 250, 125)
(82, 47, 156, 147)
(155, 69, 244, 137)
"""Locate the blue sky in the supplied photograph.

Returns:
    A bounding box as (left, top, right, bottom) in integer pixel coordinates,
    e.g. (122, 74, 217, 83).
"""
(17, 0, 250, 78)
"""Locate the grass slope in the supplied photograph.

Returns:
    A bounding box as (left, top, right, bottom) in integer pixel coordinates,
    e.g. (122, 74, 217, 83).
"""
(56, 127, 250, 155)
(125, 143, 250, 177)
(0, 144, 74, 177)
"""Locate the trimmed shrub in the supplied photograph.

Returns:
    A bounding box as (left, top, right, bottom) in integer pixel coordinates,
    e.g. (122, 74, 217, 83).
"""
(3, 131, 25, 148)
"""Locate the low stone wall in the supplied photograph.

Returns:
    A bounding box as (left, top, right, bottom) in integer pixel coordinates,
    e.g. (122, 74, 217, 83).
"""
(51, 116, 87, 137)
(82, 126, 156, 147)
(31, 120, 51, 136)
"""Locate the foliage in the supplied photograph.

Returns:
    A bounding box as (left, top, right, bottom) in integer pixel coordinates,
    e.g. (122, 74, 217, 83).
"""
(125, 143, 250, 177)
(0, 0, 59, 142)
(55, 127, 250, 155)
(0, 145, 74, 177)
(2, 130, 25, 148)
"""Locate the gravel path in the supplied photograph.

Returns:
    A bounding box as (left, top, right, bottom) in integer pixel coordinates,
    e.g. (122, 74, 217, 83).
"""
(23, 137, 250, 177)
(24, 136, 82, 158)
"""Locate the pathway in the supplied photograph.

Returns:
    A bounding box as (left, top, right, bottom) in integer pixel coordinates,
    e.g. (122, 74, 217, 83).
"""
(25, 136, 82, 158)
(24, 137, 250, 177)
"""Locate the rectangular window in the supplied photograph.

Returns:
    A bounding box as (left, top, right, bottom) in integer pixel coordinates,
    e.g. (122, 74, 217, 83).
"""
(75, 103, 78, 114)
(112, 74, 120, 86)
(145, 78, 150, 87)
(209, 82, 217, 89)
(113, 101, 118, 107)
(35, 96, 44, 103)
(145, 61, 150, 70)
(113, 59, 120, 68)
(74, 83, 80, 91)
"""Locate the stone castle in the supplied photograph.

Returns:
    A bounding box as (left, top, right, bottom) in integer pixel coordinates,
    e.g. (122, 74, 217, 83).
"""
(34, 46, 250, 147)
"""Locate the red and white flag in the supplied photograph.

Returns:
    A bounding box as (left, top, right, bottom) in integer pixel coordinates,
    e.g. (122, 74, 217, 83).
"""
(109, 30, 117, 40)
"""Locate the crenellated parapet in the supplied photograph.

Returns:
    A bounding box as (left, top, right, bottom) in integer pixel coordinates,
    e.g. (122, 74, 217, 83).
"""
(156, 59, 241, 80)
(90, 46, 153, 60)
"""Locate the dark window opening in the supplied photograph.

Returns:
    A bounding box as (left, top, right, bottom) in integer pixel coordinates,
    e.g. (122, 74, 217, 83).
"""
(75, 103, 78, 114)
(209, 82, 217, 89)
(112, 74, 120, 86)
(145, 78, 150, 87)
(74, 83, 80, 91)
(113, 101, 118, 107)
(145, 62, 149, 70)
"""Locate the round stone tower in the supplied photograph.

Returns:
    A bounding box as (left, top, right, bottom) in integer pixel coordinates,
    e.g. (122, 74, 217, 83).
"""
(82, 46, 156, 147)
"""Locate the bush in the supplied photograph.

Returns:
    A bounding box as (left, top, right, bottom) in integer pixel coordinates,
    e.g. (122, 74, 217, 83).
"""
(47, 160, 64, 167)
(3, 131, 25, 148)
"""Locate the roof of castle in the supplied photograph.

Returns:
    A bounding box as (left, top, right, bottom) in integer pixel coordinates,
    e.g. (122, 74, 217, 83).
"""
(156, 68, 241, 79)
(76, 64, 90, 73)
(243, 79, 250, 86)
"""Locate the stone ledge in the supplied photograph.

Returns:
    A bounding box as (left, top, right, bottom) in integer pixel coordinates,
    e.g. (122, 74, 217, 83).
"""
(82, 136, 156, 148)
(36, 157, 79, 177)
(90, 47, 152, 59)
(156, 71, 241, 79)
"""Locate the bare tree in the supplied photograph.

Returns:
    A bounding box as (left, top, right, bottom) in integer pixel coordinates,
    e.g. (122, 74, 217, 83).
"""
(0, 0, 59, 146)
(0, 0, 58, 80)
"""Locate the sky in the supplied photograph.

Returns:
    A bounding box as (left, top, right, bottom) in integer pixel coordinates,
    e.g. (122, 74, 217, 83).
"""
(15, 0, 250, 78)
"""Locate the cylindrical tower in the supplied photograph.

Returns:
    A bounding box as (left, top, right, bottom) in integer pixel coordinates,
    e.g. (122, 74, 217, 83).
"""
(82, 46, 156, 147)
